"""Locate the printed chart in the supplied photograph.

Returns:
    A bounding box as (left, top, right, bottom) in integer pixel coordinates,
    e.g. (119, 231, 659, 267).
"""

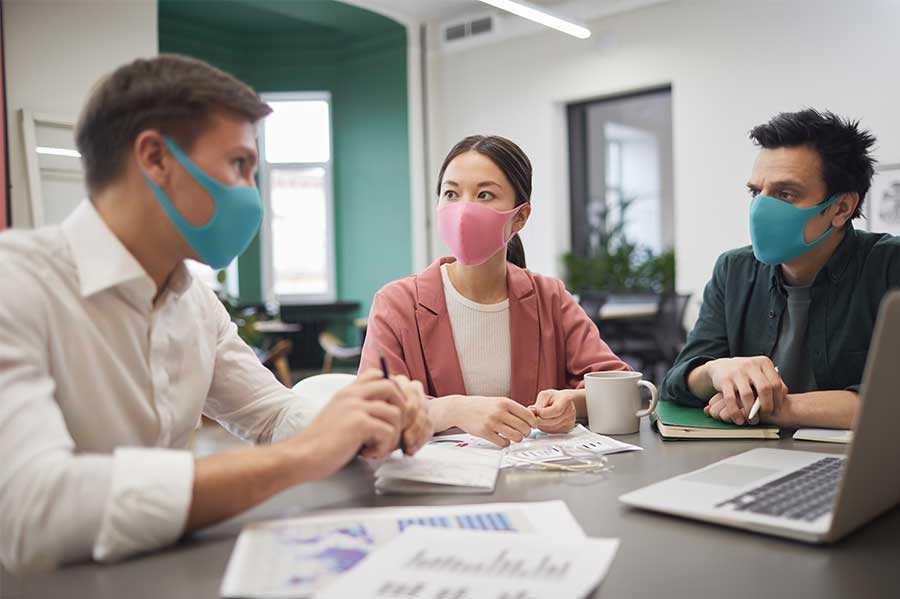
(220, 502, 579, 599)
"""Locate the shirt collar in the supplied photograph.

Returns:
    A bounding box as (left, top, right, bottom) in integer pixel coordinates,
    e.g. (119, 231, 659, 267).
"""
(61, 200, 193, 301)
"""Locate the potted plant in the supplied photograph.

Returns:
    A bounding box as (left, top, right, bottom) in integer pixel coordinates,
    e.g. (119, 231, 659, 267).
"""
(563, 195, 675, 294)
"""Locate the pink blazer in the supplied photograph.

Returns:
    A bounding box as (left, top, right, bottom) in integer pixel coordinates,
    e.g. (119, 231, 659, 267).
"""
(359, 258, 631, 406)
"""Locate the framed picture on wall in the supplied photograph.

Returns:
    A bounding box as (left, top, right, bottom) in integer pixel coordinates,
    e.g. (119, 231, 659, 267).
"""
(867, 164, 900, 236)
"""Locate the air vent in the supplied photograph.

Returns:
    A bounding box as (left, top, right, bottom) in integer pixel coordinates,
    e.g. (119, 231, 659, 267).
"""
(442, 14, 496, 44)
(470, 17, 493, 35)
(445, 23, 467, 42)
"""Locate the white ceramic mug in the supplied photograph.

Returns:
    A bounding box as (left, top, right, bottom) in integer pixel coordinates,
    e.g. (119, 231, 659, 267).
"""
(584, 371, 659, 435)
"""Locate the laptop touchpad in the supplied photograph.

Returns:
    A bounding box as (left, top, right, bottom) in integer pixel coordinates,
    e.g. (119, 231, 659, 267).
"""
(683, 464, 780, 487)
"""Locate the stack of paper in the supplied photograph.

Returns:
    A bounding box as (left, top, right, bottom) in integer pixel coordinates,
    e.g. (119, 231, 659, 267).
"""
(317, 528, 620, 599)
(374, 443, 501, 494)
(373, 425, 639, 495)
(793, 428, 853, 444)
(220, 501, 592, 599)
(431, 424, 642, 469)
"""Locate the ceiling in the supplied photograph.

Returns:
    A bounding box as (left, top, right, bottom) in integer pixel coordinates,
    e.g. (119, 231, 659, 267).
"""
(158, 1, 660, 42)
(343, 0, 576, 24)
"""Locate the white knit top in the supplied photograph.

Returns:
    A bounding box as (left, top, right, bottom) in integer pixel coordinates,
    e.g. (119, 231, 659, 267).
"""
(440, 263, 512, 398)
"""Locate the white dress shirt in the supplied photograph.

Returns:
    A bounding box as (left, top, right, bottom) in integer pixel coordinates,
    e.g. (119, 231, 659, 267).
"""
(0, 201, 316, 573)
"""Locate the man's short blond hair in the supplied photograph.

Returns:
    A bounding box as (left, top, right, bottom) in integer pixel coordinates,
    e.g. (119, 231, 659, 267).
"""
(75, 54, 272, 193)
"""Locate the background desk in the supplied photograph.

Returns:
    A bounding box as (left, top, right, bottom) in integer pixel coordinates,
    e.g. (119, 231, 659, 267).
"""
(598, 301, 659, 321)
(8, 426, 900, 599)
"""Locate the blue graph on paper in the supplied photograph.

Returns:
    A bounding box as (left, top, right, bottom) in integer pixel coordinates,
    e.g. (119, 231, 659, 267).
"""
(397, 512, 516, 532)
(276, 525, 377, 586)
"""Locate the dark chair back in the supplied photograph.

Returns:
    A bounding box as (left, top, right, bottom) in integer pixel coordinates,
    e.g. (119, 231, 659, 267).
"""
(653, 292, 691, 362)
(577, 290, 608, 324)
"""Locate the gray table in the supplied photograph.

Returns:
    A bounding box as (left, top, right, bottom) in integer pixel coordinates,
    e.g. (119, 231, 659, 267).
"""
(7, 425, 900, 599)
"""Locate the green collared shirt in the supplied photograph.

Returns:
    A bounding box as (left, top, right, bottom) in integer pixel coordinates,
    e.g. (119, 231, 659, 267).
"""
(662, 225, 900, 407)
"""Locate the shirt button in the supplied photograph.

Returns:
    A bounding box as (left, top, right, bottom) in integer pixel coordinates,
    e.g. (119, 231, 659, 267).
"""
(768, 310, 775, 319)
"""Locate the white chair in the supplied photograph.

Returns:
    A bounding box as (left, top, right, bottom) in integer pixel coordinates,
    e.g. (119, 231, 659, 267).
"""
(291, 373, 357, 415)
(318, 332, 362, 373)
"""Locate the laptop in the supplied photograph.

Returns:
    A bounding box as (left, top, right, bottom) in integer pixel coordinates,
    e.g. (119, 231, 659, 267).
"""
(619, 290, 900, 543)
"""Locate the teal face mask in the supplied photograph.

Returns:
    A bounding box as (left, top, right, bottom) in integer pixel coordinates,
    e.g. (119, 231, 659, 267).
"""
(749, 193, 841, 265)
(142, 136, 263, 269)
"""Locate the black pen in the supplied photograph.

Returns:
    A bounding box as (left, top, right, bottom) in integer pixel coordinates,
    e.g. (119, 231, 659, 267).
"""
(379, 353, 409, 456)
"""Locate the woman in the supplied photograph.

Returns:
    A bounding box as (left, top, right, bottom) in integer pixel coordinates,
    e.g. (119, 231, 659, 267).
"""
(360, 135, 629, 446)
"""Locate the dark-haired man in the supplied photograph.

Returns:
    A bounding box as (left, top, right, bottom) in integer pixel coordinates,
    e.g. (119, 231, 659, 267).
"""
(0, 55, 432, 573)
(662, 109, 900, 429)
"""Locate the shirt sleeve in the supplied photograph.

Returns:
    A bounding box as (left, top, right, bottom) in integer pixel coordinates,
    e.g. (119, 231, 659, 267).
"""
(0, 270, 193, 573)
(661, 253, 731, 407)
(202, 288, 317, 444)
(559, 282, 632, 388)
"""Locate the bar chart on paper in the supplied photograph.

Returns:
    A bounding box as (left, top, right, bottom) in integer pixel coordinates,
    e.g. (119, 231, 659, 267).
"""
(317, 528, 620, 599)
(405, 547, 573, 580)
(397, 512, 517, 532)
(220, 502, 579, 599)
(373, 581, 541, 599)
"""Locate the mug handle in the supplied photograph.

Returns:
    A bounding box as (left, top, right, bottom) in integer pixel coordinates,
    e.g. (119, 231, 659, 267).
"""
(636, 380, 659, 418)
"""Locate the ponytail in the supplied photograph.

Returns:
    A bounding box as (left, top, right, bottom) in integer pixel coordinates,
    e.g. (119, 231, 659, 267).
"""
(506, 233, 526, 268)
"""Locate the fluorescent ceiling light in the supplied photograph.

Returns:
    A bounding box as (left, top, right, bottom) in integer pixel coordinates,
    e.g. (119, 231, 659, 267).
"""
(37, 146, 81, 158)
(476, 0, 592, 39)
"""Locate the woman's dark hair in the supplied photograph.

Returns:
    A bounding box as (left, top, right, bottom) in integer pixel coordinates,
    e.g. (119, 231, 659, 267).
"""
(749, 109, 876, 220)
(437, 135, 532, 268)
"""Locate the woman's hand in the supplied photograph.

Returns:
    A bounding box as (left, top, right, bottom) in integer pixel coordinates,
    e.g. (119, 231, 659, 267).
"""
(531, 389, 578, 433)
(451, 396, 536, 447)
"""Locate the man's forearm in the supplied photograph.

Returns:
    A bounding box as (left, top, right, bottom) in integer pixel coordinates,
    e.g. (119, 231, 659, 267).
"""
(185, 443, 310, 531)
(766, 391, 859, 429)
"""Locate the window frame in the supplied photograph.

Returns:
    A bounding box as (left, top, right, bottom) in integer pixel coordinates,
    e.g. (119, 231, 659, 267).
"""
(258, 91, 336, 305)
(566, 85, 672, 258)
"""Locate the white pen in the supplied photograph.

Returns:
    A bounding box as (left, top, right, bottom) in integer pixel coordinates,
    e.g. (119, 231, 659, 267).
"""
(748, 366, 779, 422)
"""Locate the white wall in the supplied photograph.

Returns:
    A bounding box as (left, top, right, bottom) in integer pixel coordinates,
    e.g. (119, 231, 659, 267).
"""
(425, 0, 900, 321)
(3, 0, 158, 228)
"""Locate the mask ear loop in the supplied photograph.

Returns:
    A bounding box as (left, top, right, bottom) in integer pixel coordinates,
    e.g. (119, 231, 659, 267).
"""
(504, 202, 531, 244)
(803, 193, 843, 248)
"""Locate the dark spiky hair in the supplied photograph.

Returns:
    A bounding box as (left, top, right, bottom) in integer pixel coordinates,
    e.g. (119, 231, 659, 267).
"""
(749, 109, 876, 219)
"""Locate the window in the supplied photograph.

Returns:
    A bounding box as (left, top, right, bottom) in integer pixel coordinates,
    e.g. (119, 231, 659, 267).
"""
(259, 93, 335, 304)
(567, 88, 674, 258)
(184, 259, 239, 298)
(185, 260, 221, 291)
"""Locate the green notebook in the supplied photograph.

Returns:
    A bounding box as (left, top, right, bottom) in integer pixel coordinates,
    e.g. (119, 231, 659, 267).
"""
(653, 400, 780, 440)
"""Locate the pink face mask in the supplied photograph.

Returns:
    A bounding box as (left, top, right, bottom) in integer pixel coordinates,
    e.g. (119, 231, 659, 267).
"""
(437, 201, 526, 266)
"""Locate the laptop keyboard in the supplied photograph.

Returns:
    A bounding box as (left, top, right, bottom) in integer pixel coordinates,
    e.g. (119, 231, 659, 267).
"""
(716, 457, 844, 522)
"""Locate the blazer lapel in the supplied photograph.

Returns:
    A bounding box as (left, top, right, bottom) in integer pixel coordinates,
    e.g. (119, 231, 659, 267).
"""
(508, 264, 540, 406)
(415, 259, 467, 397)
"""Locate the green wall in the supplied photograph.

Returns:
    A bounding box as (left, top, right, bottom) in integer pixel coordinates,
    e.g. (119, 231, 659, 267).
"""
(158, 0, 411, 316)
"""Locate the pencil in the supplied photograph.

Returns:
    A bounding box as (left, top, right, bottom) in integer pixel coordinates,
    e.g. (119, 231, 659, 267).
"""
(379, 353, 408, 456)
